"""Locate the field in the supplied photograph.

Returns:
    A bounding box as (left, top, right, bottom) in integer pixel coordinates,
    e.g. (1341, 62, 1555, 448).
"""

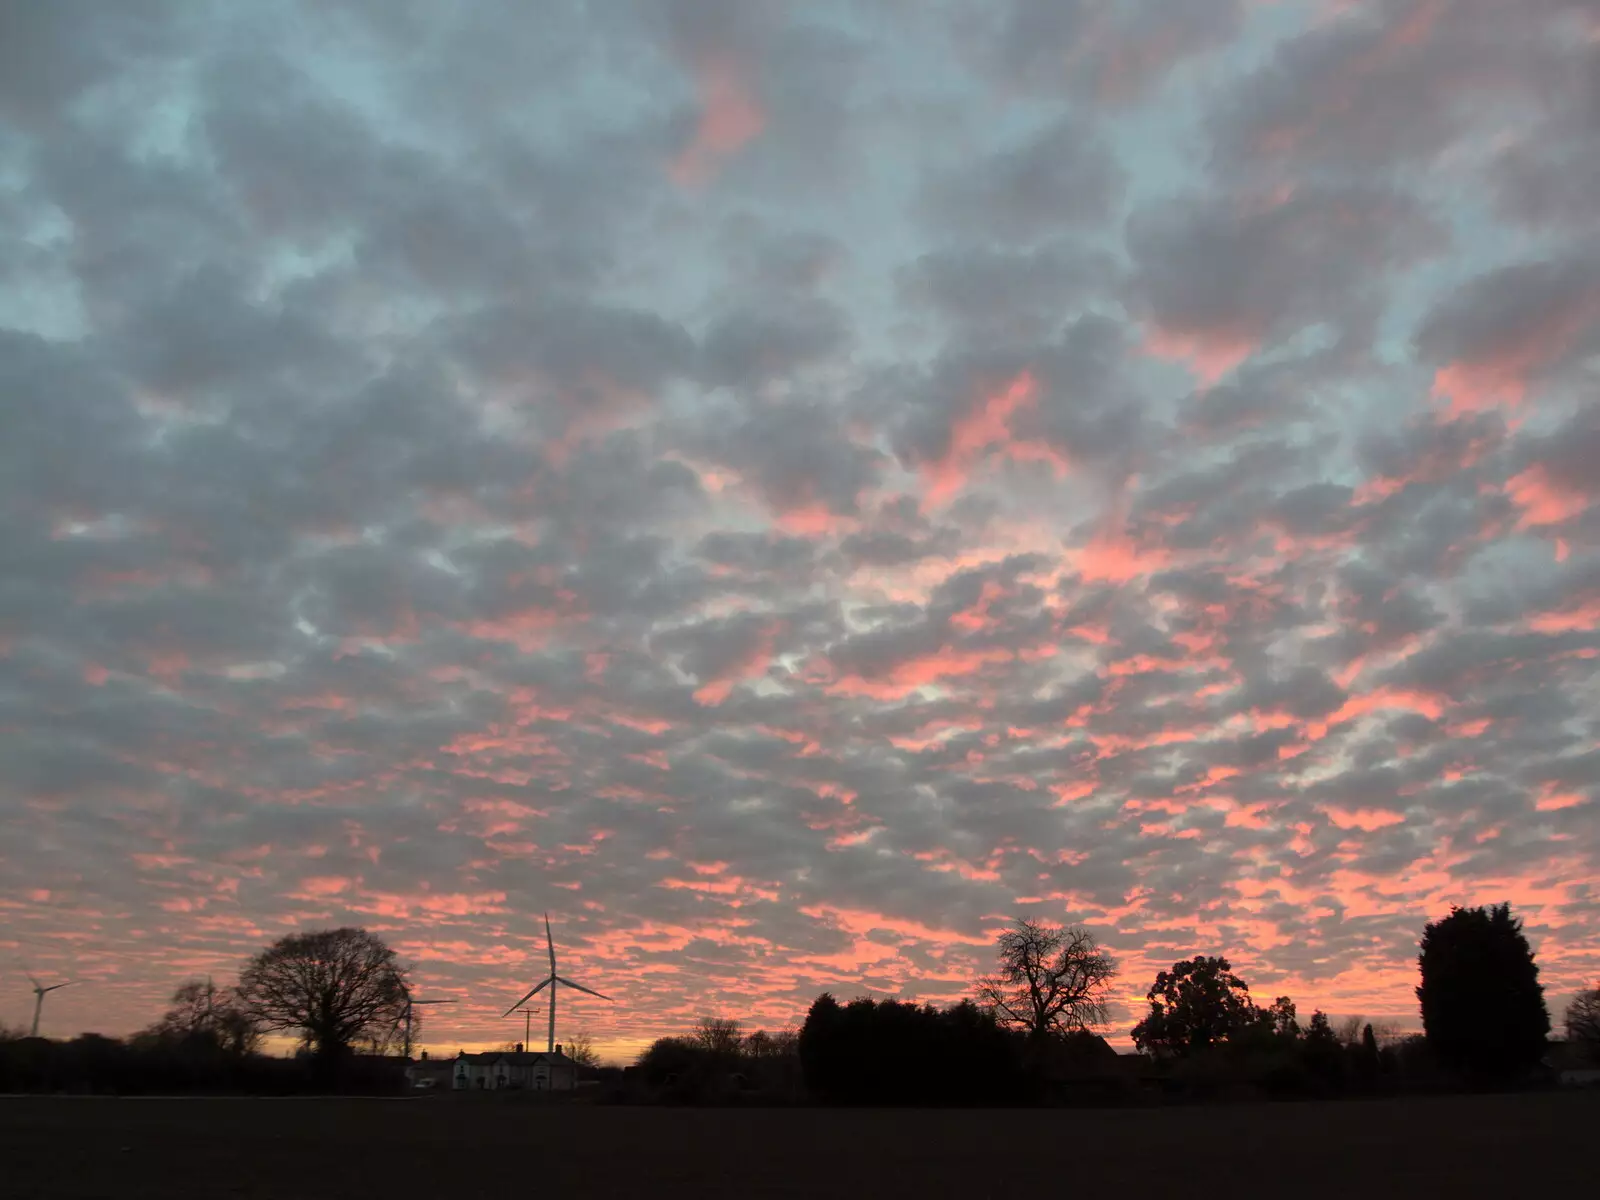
(2, 1090, 1593, 1198)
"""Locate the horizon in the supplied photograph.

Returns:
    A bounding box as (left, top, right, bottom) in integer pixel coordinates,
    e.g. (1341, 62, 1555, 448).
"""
(2, 0, 1597, 1061)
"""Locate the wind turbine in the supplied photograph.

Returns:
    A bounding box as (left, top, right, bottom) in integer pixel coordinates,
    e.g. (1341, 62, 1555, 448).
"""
(503, 913, 611, 1054)
(28, 975, 75, 1038)
(400, 992, 457, 1060)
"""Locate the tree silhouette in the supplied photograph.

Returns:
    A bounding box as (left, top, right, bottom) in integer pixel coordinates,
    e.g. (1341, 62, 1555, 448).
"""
(1564, 984, 1600, 1062)
(797, 993, 845, 1099)
(976, 918, 1116, 1041)
(692, 1016, 744, 1059)
(1416, 903, 1549, 1081)
(742, 1027, 798, 1064)
(1304, 1010, 1338, 1050)
(564, 1030, 600, 1068)
(798, 992, 1023, 1105)
(147, 979, 259, 1056)
(1260, 996, 1300, 1040)
(1131, 956, 1256, 1056)
(237, 927, 409, 1064)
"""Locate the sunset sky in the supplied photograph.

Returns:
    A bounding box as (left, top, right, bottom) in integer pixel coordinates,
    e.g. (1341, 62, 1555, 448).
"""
(2, 0, 1598, 1062)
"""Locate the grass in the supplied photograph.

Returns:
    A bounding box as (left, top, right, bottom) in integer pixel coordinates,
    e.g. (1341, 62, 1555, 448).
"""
(2, 1090, 1592, 1197)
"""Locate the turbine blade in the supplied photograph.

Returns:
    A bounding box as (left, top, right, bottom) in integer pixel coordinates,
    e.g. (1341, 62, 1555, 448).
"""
(545, 912, 556, 973)
(501, 976, 552, 1017)
(554, 975, 611, 1001)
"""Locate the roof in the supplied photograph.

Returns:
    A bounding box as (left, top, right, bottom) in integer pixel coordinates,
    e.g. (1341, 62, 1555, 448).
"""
(455, 1051, 574, 1067)
(406, 1059, 454, 1075)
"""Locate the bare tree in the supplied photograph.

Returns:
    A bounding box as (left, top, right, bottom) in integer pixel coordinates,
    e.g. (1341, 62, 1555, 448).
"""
(692, 1016, 744, 1057)
(564, 1029, 600, 1068)
(150, 979, 260, 1055)
(237, 928, 409, 1062)
(743, 1026, 799, 1059)
(977, 918, 1116, 1040)
(1567, 985, 1600, 1059)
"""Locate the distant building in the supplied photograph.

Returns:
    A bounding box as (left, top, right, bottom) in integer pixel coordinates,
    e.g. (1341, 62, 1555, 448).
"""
(404, 1054, 454, 1091)
(1545, 1041, 1600, 1087)
(453, 1045, 578, 1091)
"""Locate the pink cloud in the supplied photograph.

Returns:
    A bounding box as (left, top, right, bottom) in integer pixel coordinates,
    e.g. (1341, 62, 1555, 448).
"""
(693, 618, 785, 706)
(1507, 464, 1590, 529)
(297, 876, 352, 896)
(1143, 326, 1258, 386)
(825, 644, 1018, 701)
(670, 52, 764, 187)
(1323, 807, 1407, 832)
(922, 370, 1052, 504)
(1430, 280, 1600, 413)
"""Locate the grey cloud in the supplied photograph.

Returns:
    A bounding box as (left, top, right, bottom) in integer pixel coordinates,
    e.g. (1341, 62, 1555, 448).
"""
(925, 117, 1125, 241)
(0, 0, 185, 127)
(717, 220, 844, 295)
(700, 298, 851, 389)
(974, 0, 1243, 104)
(1129, 183, 1448, 356)
(696, 397, 884, 518)
(450, 300, 698, 406)
(1413, 251, 1600, 386)
(897, 242, 1120, 337)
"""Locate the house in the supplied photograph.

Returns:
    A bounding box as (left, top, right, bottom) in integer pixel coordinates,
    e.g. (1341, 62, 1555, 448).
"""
(404, 1054, 454, 1091)
(1545, 1041, 1600, 1087)
(453, 1044, 578, 1091)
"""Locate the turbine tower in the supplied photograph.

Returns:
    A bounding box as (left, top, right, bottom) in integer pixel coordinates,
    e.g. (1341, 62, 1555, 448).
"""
(28, 975, 74, 1038)
(503, 913, 611, 1053)
(400, 990, 456, 1060)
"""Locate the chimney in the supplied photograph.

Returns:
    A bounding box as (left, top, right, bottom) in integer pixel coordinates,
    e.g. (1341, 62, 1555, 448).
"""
(555, 1043, 562, 1056)
(515, 1042, 523, 1054)
(420, 1050, 428, 1061)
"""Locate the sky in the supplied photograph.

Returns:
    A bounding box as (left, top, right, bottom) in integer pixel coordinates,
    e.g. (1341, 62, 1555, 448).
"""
(2, 0, 1598, 1062)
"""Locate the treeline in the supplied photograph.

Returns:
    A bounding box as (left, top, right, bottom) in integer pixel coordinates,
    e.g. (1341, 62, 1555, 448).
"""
(792, 991, 1440, 1107)
(625, 903, 1596, 1107)
(0, 1029, 404, 1096)
(624, 1018, 803, 1103)
(1, 929, 422, 1096)
(798, 995, 1030, 1105)
(613, 992, 1435, 1108)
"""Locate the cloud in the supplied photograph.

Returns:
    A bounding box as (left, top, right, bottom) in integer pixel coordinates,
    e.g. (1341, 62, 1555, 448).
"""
(1206, 0, 1592, 181)
(2, 0, 1598, 1059)
(670, 51, 766, 186)
(975, 0, 1245, 104)
(924, 116, 1126, 240)
(1416, 253, 1600, 411)
(1129, 183, 1447, 380)
(897, 243, 1120, 341)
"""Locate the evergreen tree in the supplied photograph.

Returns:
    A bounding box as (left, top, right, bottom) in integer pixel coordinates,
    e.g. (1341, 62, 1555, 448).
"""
(1416, 903, 1549, 1081)
(1303, 1010, 1344, 1086)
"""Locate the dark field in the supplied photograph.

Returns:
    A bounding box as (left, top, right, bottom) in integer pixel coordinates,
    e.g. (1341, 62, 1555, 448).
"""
(3, 1091, 1592, 1198)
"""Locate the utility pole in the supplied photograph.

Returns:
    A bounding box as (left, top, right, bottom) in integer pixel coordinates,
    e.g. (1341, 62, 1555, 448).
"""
(511, 1004, 542, 1050)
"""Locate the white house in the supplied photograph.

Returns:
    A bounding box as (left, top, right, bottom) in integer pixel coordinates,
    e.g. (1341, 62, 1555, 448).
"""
(453, 1045, 578, 1091)
(1546, 1041, 1600, 1087)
